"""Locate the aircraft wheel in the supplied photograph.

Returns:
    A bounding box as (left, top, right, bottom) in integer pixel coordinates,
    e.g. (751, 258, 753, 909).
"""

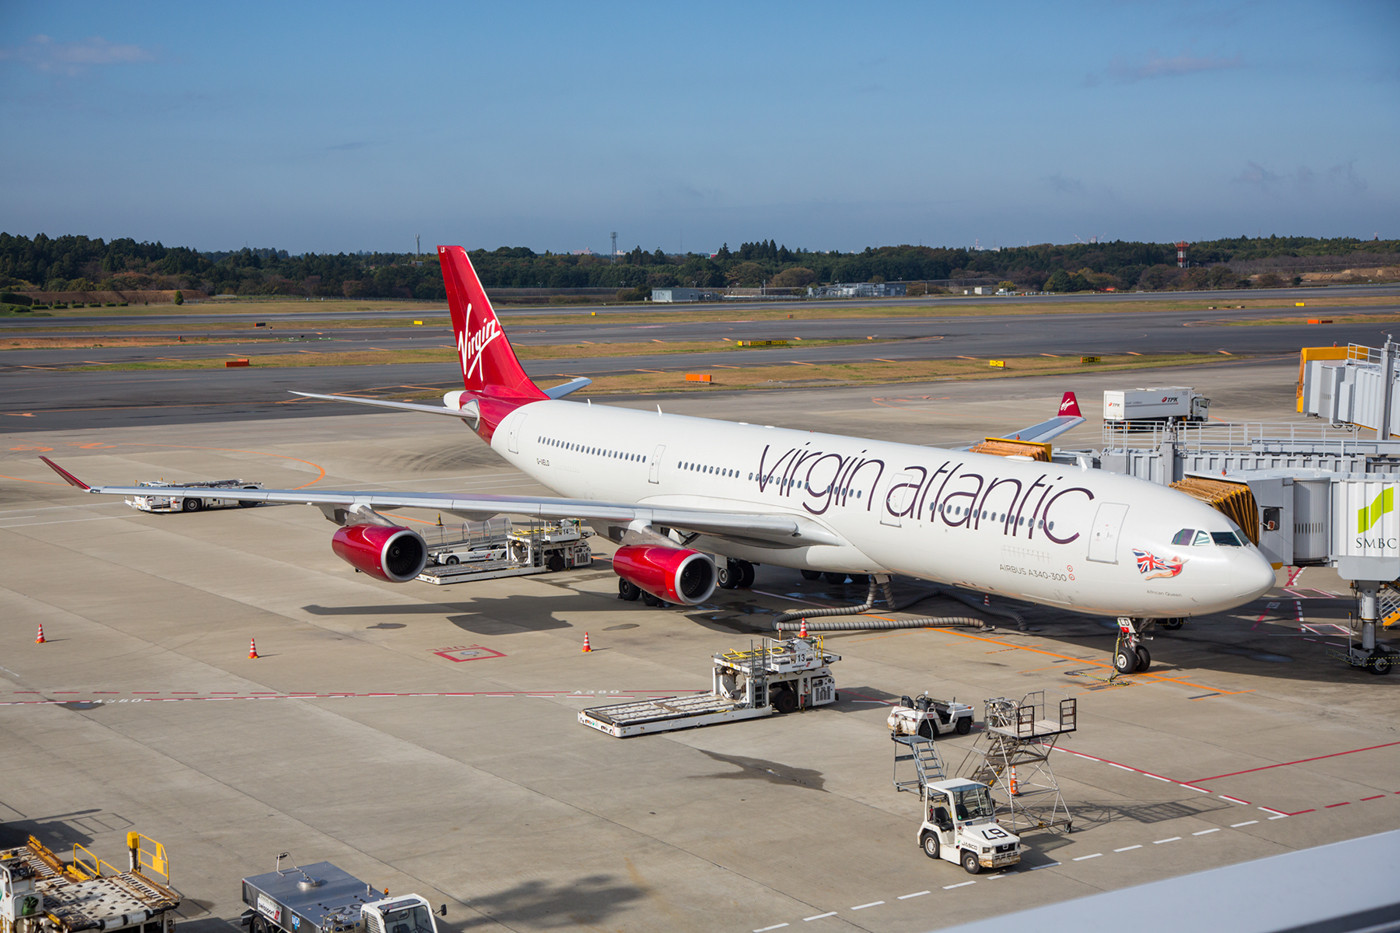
(801, 569, 821, 581)
(917, 720, 934, 739)
(1113, 646, 1138, 674)
(618, 578, 641, 601)
(737, 560, 756, 588)
(1161, 618, 1184, 631)
(921, 832, 940, 860)
(1370, 652, 1393, 676)
(717, 562, 741, 589)
(445, 555, 460, 565)
(181, 497, 202, 512)
(1135, 645, 1152, 672)
(961, 850, 982, 875)
(823, 572, 847, 584)
(956, 716, 973, 736)
(641, 592, 664, 607)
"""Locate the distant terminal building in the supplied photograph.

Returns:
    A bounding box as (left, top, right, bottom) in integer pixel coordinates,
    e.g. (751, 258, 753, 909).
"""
(651, 287, 713, 302)
(808, 282, 908, 298)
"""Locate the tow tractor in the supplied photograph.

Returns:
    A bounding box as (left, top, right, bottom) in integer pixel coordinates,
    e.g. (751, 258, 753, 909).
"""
(892, 732, 1023, 873)
(917, 779, 1023, 874)
(886, 692, 974, 739)
(579, 636, 840, 737)
(240, 854, 441, 933)
(125, 479, 263, 513)
(1, 832, 180, 933)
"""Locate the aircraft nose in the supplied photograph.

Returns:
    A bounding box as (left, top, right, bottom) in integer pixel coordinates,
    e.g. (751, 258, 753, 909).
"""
(1237, 550, 1277, 601)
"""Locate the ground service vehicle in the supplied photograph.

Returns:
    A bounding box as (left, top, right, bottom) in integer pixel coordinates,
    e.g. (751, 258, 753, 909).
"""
(241, 856, 440, 933)
(419, 518, 592, 584)
(0, 833, 179, 933)
(1103, 387, 1210, 424)
(887, 693, 974, 738)
(918, 779, 1023, 873)
(125, 479, 264, 513)
(579, 636, 840, 737)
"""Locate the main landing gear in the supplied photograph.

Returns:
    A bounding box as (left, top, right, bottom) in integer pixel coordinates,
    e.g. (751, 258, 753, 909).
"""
(717, 558, 756, 590)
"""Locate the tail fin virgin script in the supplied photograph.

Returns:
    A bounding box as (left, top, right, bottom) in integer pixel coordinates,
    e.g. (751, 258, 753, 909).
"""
(438, 245, 546, 401)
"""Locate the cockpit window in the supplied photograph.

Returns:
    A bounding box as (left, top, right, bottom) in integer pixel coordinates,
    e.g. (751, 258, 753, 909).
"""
(1171, 528, 1196, 546)
(1211, 531, 1243, 546)
(1172, 528, 1244, 547)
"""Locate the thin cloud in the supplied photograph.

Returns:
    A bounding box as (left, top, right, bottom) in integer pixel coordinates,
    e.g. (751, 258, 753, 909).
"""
(1234, 160, 1368, 195)
(0, 34, 155, 76)
(1043, 173, 1086, 196)
(1089, 51, 1241, 86)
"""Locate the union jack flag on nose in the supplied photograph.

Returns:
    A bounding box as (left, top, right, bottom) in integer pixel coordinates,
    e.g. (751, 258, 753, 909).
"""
(1134, 548, 1170, 574)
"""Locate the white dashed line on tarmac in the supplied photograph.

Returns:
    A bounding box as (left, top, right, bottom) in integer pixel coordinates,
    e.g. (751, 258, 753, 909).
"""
(1153, 836, 1182, 844)
(897, 891, 930, 900)
(943, 882, 975, 890)
(1073, 853, 1103, 861)
(1193, 828, 1222, 836)
(1232, 820, 1259, 828)
(1114, 845, 1143, 852)
(802, 912, 836, 922)
(851, 901, 884, 910)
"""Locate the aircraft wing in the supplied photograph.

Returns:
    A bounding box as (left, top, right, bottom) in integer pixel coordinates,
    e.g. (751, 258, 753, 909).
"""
(40, 457, 842, 549)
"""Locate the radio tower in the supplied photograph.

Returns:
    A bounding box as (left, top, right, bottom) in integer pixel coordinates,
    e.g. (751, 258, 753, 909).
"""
(611, 231, 618, 264)
(1176, 241, 1189, 268)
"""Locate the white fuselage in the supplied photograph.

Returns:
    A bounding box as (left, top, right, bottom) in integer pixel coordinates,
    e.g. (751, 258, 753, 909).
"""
(486, 400, 1276, 618)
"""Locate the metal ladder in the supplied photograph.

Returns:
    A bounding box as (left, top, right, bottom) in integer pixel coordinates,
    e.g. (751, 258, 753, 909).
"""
(892, 734, 947, 795)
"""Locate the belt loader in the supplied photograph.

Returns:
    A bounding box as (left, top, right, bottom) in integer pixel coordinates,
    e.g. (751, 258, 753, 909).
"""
(240, 855, 441, 933)
(0, 833, 179, 933)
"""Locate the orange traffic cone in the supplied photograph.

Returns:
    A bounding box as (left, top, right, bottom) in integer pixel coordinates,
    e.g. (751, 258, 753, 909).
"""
(1009, 766, 1019, 797)
(798, 618, 808, 638)
(248, 637, 259, 659)
(581, 632, 592, 653)
(35, 624, 45, 645)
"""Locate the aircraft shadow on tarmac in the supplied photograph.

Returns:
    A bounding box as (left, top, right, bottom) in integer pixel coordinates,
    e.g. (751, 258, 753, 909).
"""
(695, 749, 826, 792)
(455, 874, 645, 929)
(0, 809, 122, 852)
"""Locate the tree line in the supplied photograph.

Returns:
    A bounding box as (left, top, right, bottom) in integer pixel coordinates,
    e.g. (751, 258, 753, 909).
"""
(1, 232, 1395, 302)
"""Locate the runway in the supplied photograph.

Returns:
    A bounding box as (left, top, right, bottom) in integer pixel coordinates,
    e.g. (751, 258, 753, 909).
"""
(2, 362, 1397, 932)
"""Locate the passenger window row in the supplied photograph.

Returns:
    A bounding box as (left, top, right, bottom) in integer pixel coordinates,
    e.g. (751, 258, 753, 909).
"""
(539, 436, 645, 462)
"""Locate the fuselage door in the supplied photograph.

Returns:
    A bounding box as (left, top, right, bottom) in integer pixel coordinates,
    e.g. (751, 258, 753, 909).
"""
(506, 410, 527, 454)
(649, 444, 666, 484)
(1087, 501, 1129, 564)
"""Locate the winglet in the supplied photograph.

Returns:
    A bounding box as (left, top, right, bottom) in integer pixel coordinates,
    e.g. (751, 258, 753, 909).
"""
(40, 456, 91, 490)
(1058, 392, 1082, 418)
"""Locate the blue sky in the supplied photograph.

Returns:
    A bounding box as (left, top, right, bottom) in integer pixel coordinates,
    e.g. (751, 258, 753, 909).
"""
(2, 1, 1396, 255)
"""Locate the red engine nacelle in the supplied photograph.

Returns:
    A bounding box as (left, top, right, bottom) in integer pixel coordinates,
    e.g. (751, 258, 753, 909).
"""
(331, 524, 428, 583)
(613, 545, 716, 605)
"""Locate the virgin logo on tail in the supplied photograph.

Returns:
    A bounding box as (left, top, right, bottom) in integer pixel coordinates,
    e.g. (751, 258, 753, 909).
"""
(1059, 392, 1082, 417)
(458, 307, 502, 385)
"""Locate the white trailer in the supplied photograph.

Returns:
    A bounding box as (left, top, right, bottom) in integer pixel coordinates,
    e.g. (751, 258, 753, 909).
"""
(1102, 387, 1209, 423)
(1, 833, 179, 933)
(125, 479, 264, 513)
(241, 856, 440, 933)
(578, 636, 840, 737)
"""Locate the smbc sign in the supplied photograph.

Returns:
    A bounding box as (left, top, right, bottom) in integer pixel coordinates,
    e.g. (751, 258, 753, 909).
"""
(1338, 482, 1400, 556)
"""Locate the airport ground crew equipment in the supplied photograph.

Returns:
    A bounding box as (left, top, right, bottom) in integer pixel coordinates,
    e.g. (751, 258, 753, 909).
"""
(887, 692, 973, 739)
(240, 855, 441, 933)
(125, 479, 263, 513)
(958, 691, 1076, 834)
(891, 736, 1022, 873)
(416, 518, 591, 584)
(578, 636, 840, 737)
(0, 833, 179, 933)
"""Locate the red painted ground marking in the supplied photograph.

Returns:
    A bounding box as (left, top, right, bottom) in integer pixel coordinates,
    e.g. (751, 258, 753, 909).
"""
(1325, 801, 1351, 808)
(432, 645, 506, 662)
(1192, 739, 1400, 782)
(1361, 795, 1387, 802)
(1286, 567, 1304, 586)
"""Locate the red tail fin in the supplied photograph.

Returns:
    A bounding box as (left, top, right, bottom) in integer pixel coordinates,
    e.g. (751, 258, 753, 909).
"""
(438, 245, 546, 401)
(1058, 391, 1082, 418)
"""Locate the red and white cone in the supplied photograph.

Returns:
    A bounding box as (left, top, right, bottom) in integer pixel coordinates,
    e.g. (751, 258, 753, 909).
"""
(1009, 766, 1020, 796)
(798, 618, 808, 638)
(581, 632, 592, 653)
(35, 623, 45, 645)
(248, 637, 259, 659)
